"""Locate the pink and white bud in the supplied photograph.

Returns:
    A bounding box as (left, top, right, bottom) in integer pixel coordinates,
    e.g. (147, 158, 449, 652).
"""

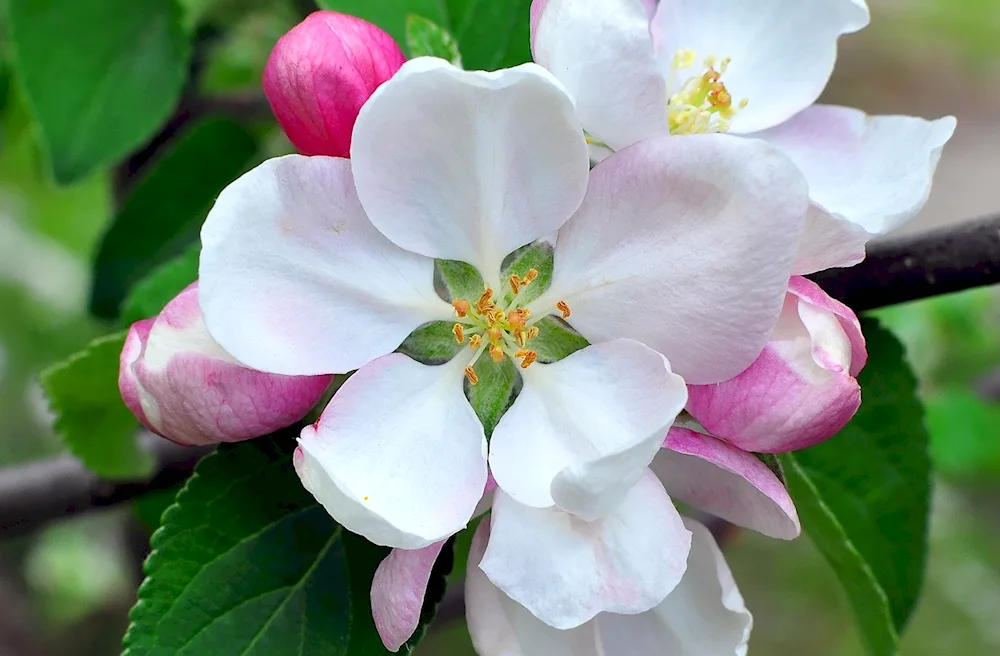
(263, 10, 407, 157)
(686, 277, 867, 453)
(118, 283, 331, 447)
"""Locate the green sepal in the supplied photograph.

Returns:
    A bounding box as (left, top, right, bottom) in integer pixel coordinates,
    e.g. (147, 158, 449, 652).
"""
(530, 316, 589, 363)
(396, 321, 464, 365)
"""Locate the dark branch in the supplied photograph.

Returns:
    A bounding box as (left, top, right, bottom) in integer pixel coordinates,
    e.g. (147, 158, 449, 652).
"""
(0, 435, 210, 537)
(809, 214, 1000, 311)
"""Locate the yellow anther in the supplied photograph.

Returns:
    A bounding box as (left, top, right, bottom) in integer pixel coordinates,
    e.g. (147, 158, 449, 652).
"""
(521, 269, 539, 286)
(556, 300, 572, 319)
(453, 323, 465, 343)
(465, 365, 479, 385)
(667, 49, 746, 135)
(514, 330, 527, 347)
(488, 308, 506, 325)
(488, 327, 503, 344)
(673, 48, 696, 69)
(469, 334, 483, 349)
(476, 288, 495, 314)
(509, 274, 521, 296)
(527, 326, 539, 340)
(489, 344, 505, 363)
(453, 299, 470, 318)
(515, 349, 538, 369)
(363, 495, 369, 501)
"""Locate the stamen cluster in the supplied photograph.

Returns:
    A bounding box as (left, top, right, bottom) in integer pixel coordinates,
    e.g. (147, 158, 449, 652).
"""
(667, 50, 748, 135)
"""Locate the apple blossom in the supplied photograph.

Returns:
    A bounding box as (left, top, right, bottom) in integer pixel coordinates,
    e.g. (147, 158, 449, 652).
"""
(263, 10, 406, 157)
(688, 276, 868, 453)
(199, 57, 807, 561)
(530, 0, 956, 274)
(118, 283, 331, 447)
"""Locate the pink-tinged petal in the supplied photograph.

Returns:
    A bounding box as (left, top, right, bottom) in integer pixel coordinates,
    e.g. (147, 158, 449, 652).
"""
(652, 428, 800, 539)
(755, 105, 956, 236)
(792, 205, 870, 275)
(652, 0, 869, 133)
(294, 353, 487, 549)
(535, 134, 808, 384)
(597, 517, 752, 656)
(481, 472, 691, 629)
(120, 284, 331, 447)
(371, 541, 446, 652)
(687, 278, 866, 452)
(263, 11, 406, 157)
(466, 521, 604, 656)
(531, 0, 667, 151)
(199, 155, 449, 377)
(490, 339, 686, 520)
(351, 58, 588, 282)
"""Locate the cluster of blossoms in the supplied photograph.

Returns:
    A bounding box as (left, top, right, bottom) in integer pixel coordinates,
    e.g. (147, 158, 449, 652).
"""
(119, 1, 953, 654)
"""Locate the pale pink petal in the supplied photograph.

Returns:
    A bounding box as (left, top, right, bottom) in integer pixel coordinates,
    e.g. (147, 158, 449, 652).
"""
(652, 428, 800, 539)
(790, 276, 866, 376)
(481, 472, 691, 629)
(371, 541, 446, 652)
(294, 354, 487, 549)
(792, 205, 870, 275)
(534, 134, 808, 384)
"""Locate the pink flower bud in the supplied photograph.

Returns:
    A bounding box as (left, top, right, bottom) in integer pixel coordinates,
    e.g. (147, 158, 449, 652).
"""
(686, 277, 868, 453)
(118, 283, 332, 447)
(263, 11, 407, 157)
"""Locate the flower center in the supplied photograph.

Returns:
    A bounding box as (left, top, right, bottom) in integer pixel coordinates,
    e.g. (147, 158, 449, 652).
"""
(666, 49, 748, 136)
(451, 269, 572, 384)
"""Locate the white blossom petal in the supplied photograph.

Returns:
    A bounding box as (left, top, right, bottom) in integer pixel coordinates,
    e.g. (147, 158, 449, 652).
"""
(531, 0, 667, 150)
(199, 155, 448, 376)
(351, 57, 589, 283)
(481, 472, 691, 629)
(294, 353, 487, 549)
(652, 0, 870, 133)
(536, 134, 808, 384)
(489, 339, 687, 519)
(755, 105, 957, 236)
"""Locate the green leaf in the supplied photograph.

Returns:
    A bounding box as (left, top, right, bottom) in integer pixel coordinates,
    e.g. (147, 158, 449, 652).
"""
(90, 118, 256, 319)
(925, 388, 1000, 478)
(467, 357, 519, 438)
(41, 332, 154, 480)
(530, 316, 589, 364)
(397, 321, 464, 365)
(435, 259, 485, 303)
(317, 0, 448, 52)
(501, 241, 554, 306)
(406, 15, 462, 65)
(121, 245, 200, 325)
(780, 318, 931, 656)
(445, 0, 532, 69)
(5, 0, 191, 183)
(125, 434, 445, 655)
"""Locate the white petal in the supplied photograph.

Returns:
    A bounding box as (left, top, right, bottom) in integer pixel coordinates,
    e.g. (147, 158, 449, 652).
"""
(351, 58, 589, 283)
(792, 205, 870, 275)
(756, 105, 957, 236)
(531, 0, 667, 150)
(536, 134, 808, 384)
(293, 353, 487, 549)
(652, 428, 800, 539)
(466, 522, 603, 656)
(596, 517, 752, 656)
(652, 0, 869, 133)
(481, 473, 691, 629)
(199, 155, 448, 376)
(489, 339, 687, 519)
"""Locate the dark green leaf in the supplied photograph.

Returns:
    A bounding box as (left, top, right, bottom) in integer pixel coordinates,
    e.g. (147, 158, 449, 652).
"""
(6, 0, 190, 182)
(406, 15, 462, 65)
(435, 259, 485, 303)
(317, 0, 448, 52)
(501, 240, 554, 306)
(467, 357, 519, 438)
(396, 321, 464, 365)
(925, 388, 1000, 478)
(41, 332, 154, 479)
(90, 118, 256, 319)
(124, 434, 444, 655)
(530, 316, 588, 364)
(445, 0, 532, 69)
(780, 318, 931, 656)
(121, 245, 200, 325)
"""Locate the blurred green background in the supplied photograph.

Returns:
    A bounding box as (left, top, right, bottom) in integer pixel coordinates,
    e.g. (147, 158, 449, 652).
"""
(0, 0, 999, 653)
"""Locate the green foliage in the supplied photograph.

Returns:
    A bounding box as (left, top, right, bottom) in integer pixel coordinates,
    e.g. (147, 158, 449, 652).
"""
(406, 15, 463, 65)
(924, 388, 1000, 478)
(91, 119, 256, 319)
(40, 331, 154, 479)
(5, 0, 191, 183)
(124, 434, 447, 655)
(780, 319, 931, 656)
(397, 321, 464, 365)
(121, 245, 200, 325)
(318, 0, 531, 69)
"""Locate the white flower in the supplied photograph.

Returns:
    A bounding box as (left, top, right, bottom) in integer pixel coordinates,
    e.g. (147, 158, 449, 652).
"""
(198, 57, 808, 562)
(531, 0, 956, 273)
